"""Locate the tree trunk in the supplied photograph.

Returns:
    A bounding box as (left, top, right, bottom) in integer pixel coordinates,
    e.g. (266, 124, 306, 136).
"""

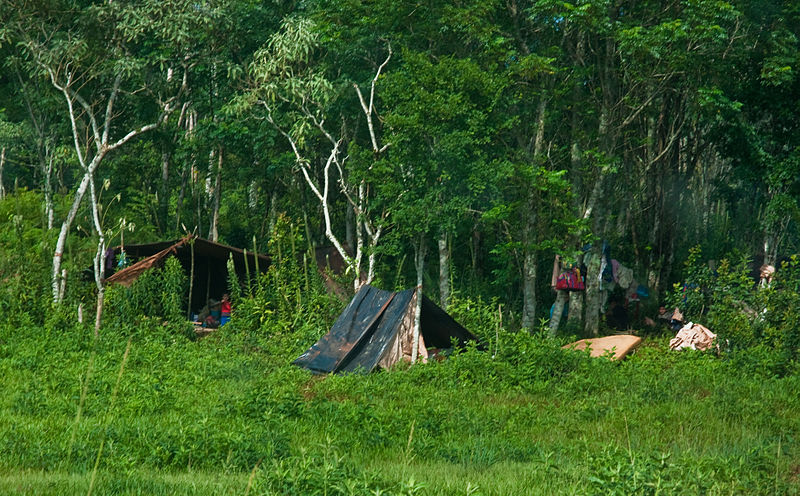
(568, 253, 585, 325)
(438, 230, 450, 311)
(548, 290, 569, 336)
(345, 202, 355, 250)
(158, 148, 170, 236)
(412, 233, 427, 363)
(267, 192, 278, 235)
(95, 289, 105, 336)
(89, 174, 106, 334)
(209, 147, 222, 242)
(0, 147, 6, 200)
(44, 149, 55, 230)
(521, 247, 538, 331)
(52, 172, 92, 302)
(522, 96, 547, 330)
(567, 39, 585, 327)
(584, 246, 603, 336)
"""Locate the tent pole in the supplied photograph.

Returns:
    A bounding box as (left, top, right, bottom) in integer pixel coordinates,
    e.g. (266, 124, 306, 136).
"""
(187, 238, 195, 319)
(243, 248, 251, 296)
(205, 263, 211, 304)
(253, 235, 260, 288)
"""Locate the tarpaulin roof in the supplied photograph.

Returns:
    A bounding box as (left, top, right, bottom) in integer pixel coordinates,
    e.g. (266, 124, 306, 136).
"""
(294, 285, 476, 374)
(104, 235, 270, 312)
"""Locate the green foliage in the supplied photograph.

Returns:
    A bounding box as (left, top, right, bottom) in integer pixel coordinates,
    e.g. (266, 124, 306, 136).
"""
(0, 291, 798, 494)
(0, 191, 56, 324)
(668, 247, 800, 371)
(103, 257, 188, 332)
(252, 442, 425, 496)
(587, 442, 796, 495)
(757, 256, 800, 364)
(227, 215, 343, 358)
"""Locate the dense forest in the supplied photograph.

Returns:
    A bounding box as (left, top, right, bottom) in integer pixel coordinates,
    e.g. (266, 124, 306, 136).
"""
(0, 1, 799, 494)
(1, 0, 798, 330)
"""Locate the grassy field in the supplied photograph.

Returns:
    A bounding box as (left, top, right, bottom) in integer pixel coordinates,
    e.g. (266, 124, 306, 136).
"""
(1, 321, 798, 495)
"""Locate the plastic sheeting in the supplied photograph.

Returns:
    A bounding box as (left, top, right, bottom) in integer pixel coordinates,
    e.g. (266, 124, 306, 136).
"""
(293, 285, 476, 374)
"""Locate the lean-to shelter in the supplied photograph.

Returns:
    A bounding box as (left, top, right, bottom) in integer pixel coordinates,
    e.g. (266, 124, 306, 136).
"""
(104, 235, 270, 312)
(294, 285, 477, 374)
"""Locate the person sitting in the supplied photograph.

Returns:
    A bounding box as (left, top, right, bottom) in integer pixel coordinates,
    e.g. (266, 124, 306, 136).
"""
(606, 297, 629, 331)
(220, 293, 231, 326)
(202, 298, 221, 328)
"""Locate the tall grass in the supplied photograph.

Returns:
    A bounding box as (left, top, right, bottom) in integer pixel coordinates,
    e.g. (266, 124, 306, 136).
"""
(0, 319, 797, 494)
(0, 224, 798, 494)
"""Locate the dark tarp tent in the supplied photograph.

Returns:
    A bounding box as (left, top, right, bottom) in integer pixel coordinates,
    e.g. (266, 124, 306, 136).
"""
(104, 235, 270, 313)
(294, 285, 476, 374)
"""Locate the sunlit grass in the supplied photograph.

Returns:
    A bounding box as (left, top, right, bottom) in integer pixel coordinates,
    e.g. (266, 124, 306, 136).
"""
(0, 469, 248, 496)
(0, 324, 798, 495)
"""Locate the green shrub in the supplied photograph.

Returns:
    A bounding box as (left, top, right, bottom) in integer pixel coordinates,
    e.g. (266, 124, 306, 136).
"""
(103, 257, 188, 333)
(668, 247, 800, 368)
(225, 215, 343, 360)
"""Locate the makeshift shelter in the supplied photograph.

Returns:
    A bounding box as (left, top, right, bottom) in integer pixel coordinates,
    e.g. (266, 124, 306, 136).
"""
(294, 285, 476, 374)
(104, 235, 270, 313)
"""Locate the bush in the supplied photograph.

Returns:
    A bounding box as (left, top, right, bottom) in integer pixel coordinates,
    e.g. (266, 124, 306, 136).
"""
(225, 215, 343, 360)
(668, 247, 800, 369)
(103, 257, 188, 333)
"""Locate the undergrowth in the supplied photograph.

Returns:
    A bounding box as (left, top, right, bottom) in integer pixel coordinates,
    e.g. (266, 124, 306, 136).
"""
(0, 218, 798, 494)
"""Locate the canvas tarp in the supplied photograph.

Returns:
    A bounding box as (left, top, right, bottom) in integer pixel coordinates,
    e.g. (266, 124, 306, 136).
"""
(294, 285, 476, 374)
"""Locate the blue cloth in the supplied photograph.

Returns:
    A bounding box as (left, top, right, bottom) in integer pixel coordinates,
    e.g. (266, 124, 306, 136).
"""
(550, 303, 568, 320)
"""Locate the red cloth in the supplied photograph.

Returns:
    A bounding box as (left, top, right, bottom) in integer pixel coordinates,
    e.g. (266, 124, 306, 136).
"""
(221, 301, 231, 315)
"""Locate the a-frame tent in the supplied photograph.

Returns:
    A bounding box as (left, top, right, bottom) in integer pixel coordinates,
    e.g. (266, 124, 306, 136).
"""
(294, 285, 477, 374)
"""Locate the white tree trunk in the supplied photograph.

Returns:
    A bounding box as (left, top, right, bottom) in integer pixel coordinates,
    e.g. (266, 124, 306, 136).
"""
(0, 147, 6, 200)
(88, 174, 106, 334)
(44, 150, 55, 230)
(412, 233, 427, 364)
(549, 290, 569, 336)
(438, 231, 450, 311)
(52, 172, 92, 301)
(46, 67, 171, 302)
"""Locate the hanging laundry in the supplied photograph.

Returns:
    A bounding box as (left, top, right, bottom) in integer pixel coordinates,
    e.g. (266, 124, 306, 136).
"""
(616, 264, 634, 290)
(601, 240, 614, 283)
(551, 254, 561, 288)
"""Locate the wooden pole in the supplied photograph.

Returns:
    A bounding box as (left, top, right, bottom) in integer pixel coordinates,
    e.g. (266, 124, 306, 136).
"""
(187, 238, 195, 320)
(243, 248, 251, 296)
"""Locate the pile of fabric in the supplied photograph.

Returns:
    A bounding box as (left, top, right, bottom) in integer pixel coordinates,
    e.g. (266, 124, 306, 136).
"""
(669, 322, 717, 351)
